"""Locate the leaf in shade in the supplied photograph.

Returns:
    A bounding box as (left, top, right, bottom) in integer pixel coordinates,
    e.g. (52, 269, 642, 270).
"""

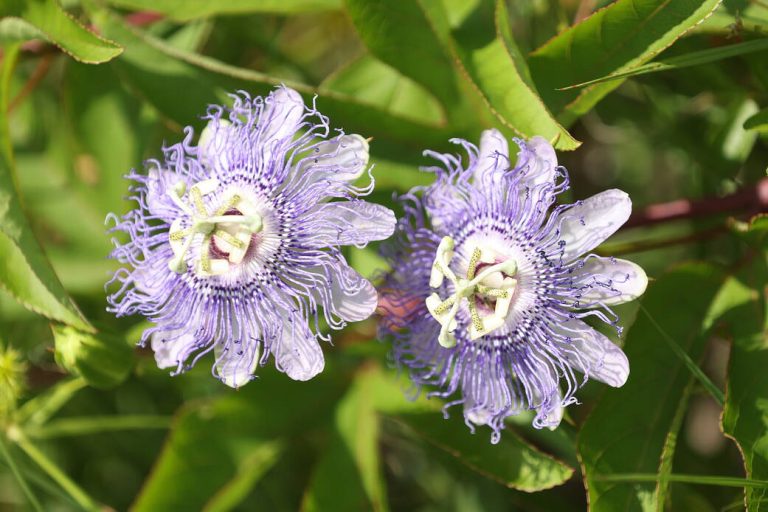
(449, 0, 579, 150)
(0, 45, 92, 332)
(302, 370, 387, 512)
(528, 0, 722, 126)
(132, 371, 343, 511)
(105, 0, 341, 21)
(744, 108, 768, 132)
(558, 38, 768, 91)
(363, 367, 574, 492)
(0, 0, 122, 63)
(717, 257, 768, 511)
(578, 263, 725, 511)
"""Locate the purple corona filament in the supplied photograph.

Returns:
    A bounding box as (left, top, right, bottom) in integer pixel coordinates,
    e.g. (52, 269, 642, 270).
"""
(107, 86, 395, 387)
(379, 131, 647, 442)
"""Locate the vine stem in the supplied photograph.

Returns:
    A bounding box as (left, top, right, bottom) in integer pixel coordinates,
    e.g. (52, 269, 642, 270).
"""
(594, 472, 768, 488)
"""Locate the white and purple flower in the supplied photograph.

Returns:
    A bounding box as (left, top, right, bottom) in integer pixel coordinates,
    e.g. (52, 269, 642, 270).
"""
(379, 130, 647, 442)
(107, 86, 395, 387)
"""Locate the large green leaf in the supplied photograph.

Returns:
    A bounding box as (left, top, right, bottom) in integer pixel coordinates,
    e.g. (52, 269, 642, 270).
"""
(0, 0, 122, 64)
(719, 256, 768, 510)
(302, 370, 388, 511)
(105, 0, 340, 20)
(528, 0, 723, 126)
(0, 45, 92, 332)
(578, 263, 724, 511)
(449, 0, 579, 149)
(132, 371, 343, 511)
(344, 0, 461, 110)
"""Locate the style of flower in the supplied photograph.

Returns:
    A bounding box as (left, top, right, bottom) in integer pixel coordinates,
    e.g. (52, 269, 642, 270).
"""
(107, 86, 395, 387)
(379, 130, 647, 442)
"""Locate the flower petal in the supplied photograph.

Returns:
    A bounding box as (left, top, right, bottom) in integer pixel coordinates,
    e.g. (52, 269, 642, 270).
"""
(145, 168, 181, 222)
(572, 257, 648, 306)
(556, 189, 631, 261)
(516, 136, 557, 196)
(198, 118, 232, 173)
(262, 86, 305, 146)
(302, 200, 395, 248)
(150, 329, 194, 370)
(324, 261, 379, 322)
(214, 339, 260, 389)
(272, 309, 324, 381)
(473, 129, 509, 188)
(556, 319, 629, 387)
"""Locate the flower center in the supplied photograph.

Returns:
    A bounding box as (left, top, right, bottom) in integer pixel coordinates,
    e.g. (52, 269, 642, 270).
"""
(166, 178, 263, 277)
(426, 236, 518, 348)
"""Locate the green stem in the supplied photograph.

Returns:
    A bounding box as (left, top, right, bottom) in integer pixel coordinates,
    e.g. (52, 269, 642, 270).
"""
(25, 415, 171, 439)
(0, 435, 43, 512)
(15, 378, 87, 427)
(13, 431, 99, 511)
(594, 472, 768, 489)
(639, 304, 725, 406)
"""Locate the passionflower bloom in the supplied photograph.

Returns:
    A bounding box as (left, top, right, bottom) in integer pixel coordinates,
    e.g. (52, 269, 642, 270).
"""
(379, 130, 647, 442)
(107, 86, 395, 387)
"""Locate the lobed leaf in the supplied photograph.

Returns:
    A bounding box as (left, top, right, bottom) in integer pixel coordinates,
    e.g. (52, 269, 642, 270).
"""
(578, 263, 725, 511)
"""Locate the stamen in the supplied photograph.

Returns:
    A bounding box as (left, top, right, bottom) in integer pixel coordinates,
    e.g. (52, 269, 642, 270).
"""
(426, 237, 518, 347)
(165, 181, 263, 276)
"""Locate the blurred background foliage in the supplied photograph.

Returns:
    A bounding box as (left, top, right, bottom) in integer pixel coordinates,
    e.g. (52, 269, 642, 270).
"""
(0, 0, 768, 510)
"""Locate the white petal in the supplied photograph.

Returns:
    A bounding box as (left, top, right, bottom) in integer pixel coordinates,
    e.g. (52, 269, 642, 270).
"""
(261, 86, 305, 146)
(198, 118, 232, 172)
(145, 168, 180, 221)
(556, 189, 632, 262)
(573, 257, 648, 306)
(303, 200, 395, 248)
(327, 263, 379, 322)
(292, 134, 370, 188)
(473, 129, 509, 188)
(150, 329, 194, 369)
(518, 136, 557, 192)
(273, 311, 324, 381)
(556, 319, 629, 387)
(214, 340, 259, 389)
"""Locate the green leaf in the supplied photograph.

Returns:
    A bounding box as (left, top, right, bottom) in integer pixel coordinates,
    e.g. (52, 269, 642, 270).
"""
(718, 258, 768, 511)
(559, 38, 768, 90)
(52, 325, 134, 389)
(132, 371, 342, 511)
(0, 45, 92, 331)
(528, 0, 722, 125)
(94, 10, 454, 152)
(0, 0, 122, 64)
(320, 54, 445, 126)
(302, 370, 388, 512)
(0, 18, 45, 45)
(344, 0, 461, 109)
(744, 107, 768, 132)
(390, 413, 573, 492)
(364, 367, 574, 491)
(105, 0, 340, 20)
(578, 263, 725, 511)
(449, 0, 579, 150)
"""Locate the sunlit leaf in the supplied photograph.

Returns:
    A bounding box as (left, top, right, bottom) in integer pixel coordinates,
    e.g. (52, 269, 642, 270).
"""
(105, 0, 341, 20)
(528, 0, 722, 125)
(578, 263, 725, 511)
(744, 107, 768, 132)
(449, 0, 579, 150)
(0, 0, 122, 64)
(0, 45, 92, 332)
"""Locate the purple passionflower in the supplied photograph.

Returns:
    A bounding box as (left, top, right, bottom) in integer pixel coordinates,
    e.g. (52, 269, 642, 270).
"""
(107, 86, 395, 387)
(379, 130, 647, 442)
